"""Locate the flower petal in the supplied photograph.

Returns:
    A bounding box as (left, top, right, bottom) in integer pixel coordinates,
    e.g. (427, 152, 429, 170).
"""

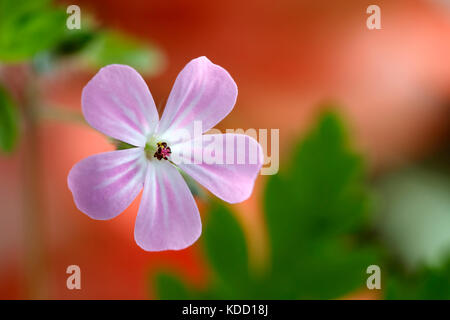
(157, 56, 237, 140)
(172, 133, 263, 203)
(68, 148, 147, 220)
(82, 64, 159, 146)
(134, 161, 202, 251)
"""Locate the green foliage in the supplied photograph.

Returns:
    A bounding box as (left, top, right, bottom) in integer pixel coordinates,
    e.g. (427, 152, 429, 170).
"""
(202, 202, 251, 298)
(263, 112, 377, 299)
(0, 0, 163, 76)
(153, 111, 379, 299)
(0, 85, 19, 153)
(81, 31, 164, 74)
(386, 259, 450, 299)
(154, 272, 191, 300)
(53, 28, 97, 57)
(0, 1, 164, 157)
(0, 0, 66, 62)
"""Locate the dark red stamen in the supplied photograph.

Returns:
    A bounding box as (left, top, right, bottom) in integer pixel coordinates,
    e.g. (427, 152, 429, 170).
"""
(154, 142, 172, 160)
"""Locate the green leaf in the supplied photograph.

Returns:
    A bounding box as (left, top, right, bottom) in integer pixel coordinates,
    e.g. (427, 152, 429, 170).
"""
(81, 31, 164, 74)
(154, 272, 190, 300)
(202, 202, 250, 297)
(264, 111, 376, 298)
(386, 258, 450, 299)
(266, 111, 369, 249)
(0, 85, 19, 153)
(0, 0, 66, 62)
(282, 242, 377, 299)
(53, 28, 97, 57)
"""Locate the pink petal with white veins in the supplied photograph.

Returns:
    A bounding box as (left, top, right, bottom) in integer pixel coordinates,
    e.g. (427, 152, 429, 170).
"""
(157, 57, 237, 141)
(134, 161, 202, 251)
(172, 133, 264, 203)
(82, 64, 159, 147)
(68, 148, 147, 220)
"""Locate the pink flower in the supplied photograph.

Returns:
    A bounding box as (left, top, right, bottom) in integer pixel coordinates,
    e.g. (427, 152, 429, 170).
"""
(67, 57, 263, 251)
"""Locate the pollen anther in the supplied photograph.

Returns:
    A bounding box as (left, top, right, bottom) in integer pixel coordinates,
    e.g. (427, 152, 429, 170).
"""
(153, 142, 172, 160)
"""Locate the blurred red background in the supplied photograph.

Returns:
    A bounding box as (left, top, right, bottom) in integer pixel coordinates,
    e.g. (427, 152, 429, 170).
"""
(0, 0, 449, 299)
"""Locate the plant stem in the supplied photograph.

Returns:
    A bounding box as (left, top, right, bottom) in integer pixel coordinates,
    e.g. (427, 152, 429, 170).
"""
(21, 68, 49, 299)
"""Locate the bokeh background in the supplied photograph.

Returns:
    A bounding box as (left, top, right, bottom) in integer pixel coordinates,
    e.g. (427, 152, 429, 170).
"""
(0, 0, 449, 299)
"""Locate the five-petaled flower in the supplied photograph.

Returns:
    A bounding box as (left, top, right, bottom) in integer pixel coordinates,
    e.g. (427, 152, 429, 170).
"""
(68, 57, 263, 251)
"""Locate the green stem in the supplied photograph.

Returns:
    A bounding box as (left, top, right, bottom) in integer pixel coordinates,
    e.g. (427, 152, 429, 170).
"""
(22, 68, 49, 299)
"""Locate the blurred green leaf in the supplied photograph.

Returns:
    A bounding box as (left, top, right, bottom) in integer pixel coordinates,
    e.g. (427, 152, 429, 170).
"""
(202, 202, 251, 297)
(0, 0, 66, 62)
(264, 111, 376, 298)
(53, 28, 97, 57)
(276, 242, 377, 299)
(266, 112, 368, 248)
(0, 0, 165, 72)
(0, 85, 19, 153)
(32, 28, 98, 74)
(81, 31, 164, 74)
(154, 272, 191, 300)
(386, 258, 450, 299)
